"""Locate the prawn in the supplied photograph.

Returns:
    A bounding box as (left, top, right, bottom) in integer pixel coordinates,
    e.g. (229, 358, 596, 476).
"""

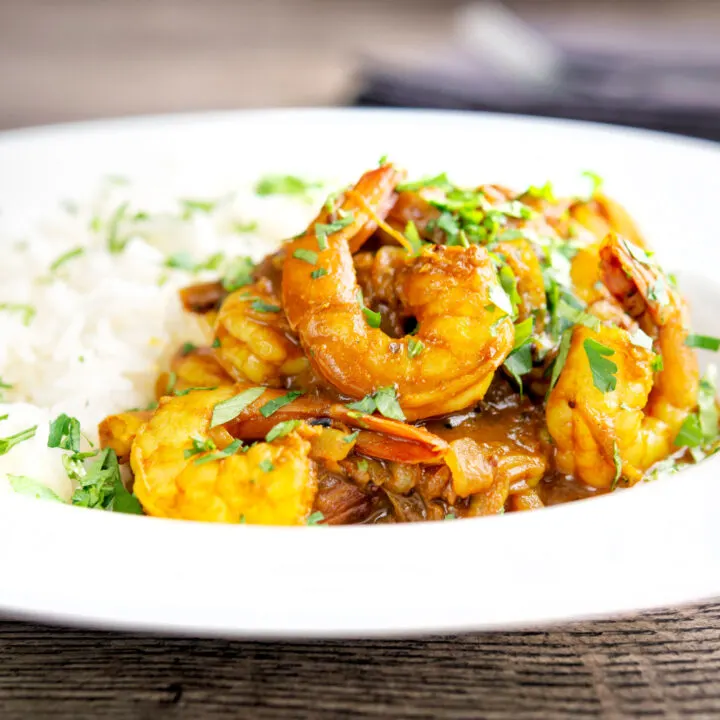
(282, 166, 515, 420)
(213, 279, 309, 387)
(546, 233, 698, 488)
(130, 387, 319, 524)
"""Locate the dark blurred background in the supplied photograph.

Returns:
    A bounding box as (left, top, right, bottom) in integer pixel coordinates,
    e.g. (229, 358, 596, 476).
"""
(1, 0, 720, 138)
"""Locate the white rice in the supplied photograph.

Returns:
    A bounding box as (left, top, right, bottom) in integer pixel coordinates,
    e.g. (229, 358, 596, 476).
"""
(0, 175, 328, 499)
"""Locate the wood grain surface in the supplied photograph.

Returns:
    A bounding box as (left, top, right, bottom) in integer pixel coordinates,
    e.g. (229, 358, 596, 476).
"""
(2, 603, 720, 719)
(3, 2, 720, 718)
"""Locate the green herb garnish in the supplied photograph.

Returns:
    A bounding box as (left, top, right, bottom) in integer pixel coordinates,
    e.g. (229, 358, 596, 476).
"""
(259, 391, 304, 418)
(71, 448, 143, 514)
(306, 511, 325, 526)
(184, 436, 217, 459)
(47, 414, 81, 453)
(583, 338, 618, 393)
(8, 475, 63, 502)
(251, 299, 281, 313)
(193, 439, 244, 465)
(310, 268, 328, 279)
(315, 213, 354, 251)
(292, 248, 319, 265)
(407, 337, 424, 358)
(266, 420, 302, 442)
(686, 334, 720, 352)
(0, 425, 38, 456)
(50, 247, 85, 272)
(0, 303, 36, 326)
(255, 175, 323, 198)
(259, 459, 274, 473)
(221, 256, 255, 292)
(674, 414, 704, 448)
(211, 387, 266, 428)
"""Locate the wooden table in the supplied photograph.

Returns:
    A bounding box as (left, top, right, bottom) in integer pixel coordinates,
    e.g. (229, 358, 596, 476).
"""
(2, 1, 720, 717)
(1, 604, 720, 718)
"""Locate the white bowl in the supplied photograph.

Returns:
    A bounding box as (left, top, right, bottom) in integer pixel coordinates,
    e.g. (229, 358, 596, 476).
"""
(1, 109, 719, 637)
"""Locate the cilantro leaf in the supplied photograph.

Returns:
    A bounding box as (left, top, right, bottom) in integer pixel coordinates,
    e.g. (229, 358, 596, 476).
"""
(193, 439, 244, 465)
(8, 475, 63, 502)
(255, 175, 323, 198)
(251, 300, 281, 313)
(674, 414, 704, 449)
(315, 213, 354, 251)
(407, 337, 424, 358)
(47, 413, 81, 453)
(211, 387, 266, 427)
(292, 249, 318, 265)
(259, 391, 304, 418)
(583, 338, 618, 393)
(549, 330, 573, 393)
(372, 387, 406, 421)
(222, 256, 255, 292)
(306, 511, 325, 526)
(686, 334, 720, 352)
(0, 425, 38, 456)
(266, 420, 302, 442)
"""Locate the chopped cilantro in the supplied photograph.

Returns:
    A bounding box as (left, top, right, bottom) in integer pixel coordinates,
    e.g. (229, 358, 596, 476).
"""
(184, 436, 217, 459)
(211, 387, 266, 427)
(346, 395, 377, 415)
(292, 248, 319, 265)
(222, 256, 255, 291)
(180, 198, 218, 218)
(306, 511, 325, 526)
(50, 247, 85, 272)
(255, 175, 323, 198)
(525, 181, 555, 201)
(310, 268, 328, 279)
(343, 430, 360, 443)
(180, 342, 198, 356)
(404, 221, 424, 255)
(581, 170, 604, 197)
(0, 303, 36, 326)
(315, 213, 354, 251)
(165, 372, 178, 395)
(8, 475, 63, 502)
(47, 414, 81, 453)
(651, 354, 664, 372)
(259, 459, 274, 473)
(674, 414, 704, 449)
(498, 265, 521, 317)
(251, 299, 281, 313)
(378, 154, 389, 166)
(583, 338, 618, 393)
(259, 390, 304, 418)
(106, 202, 131, 253)
(504, 343, 533, 391)
(232, 220, 259, 234)
(374, 387, 406, 421)
(512, 317, 534, 351)
(174, 385, 218, 397)
(357, 458, 369, 472)
(71, 448, 143, 514)
(193, 439, 244, 465)
(549, 330, 574, 392)
(0, 425, 38, 456)
(407, 337, 424, 358)
(346, 387, 405, 421)
(396, 173, 452, 193)
(488, 284, 513, 316)
(266, 419, 302, 442)
(686, 334, 720, 352)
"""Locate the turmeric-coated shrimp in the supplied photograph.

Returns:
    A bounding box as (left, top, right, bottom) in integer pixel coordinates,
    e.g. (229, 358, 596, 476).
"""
(130, 387, 318, 524)
(213, 279, 308, 387)
(546, 234, 698, 488)
(282, 166, 515, 420)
